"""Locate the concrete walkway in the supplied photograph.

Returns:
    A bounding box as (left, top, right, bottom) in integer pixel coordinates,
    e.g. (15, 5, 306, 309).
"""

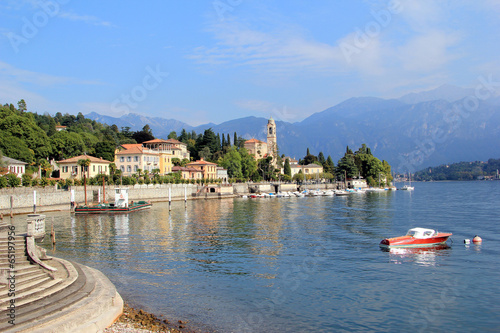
(0, 221, 123, 332)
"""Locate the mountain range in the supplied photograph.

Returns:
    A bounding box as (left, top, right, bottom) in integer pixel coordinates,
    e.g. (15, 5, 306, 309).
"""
(86, 84, 500, 171)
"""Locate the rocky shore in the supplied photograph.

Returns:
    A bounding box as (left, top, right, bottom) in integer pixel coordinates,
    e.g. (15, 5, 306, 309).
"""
(104, 304, 197, 333)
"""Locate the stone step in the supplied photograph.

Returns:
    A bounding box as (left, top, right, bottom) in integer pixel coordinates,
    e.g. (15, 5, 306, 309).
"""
(0, 259, 79, 321)
(0, 274, 53, 304)
(0, 259, 32, 268)
(0, 260, 92, 332)
(7, 264, 122, 333)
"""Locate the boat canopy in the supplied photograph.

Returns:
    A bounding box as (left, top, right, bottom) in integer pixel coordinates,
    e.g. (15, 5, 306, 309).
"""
(406, 228, 436, 238)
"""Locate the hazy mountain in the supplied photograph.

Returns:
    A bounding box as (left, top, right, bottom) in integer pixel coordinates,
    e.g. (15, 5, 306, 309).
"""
(86, 112, 192, 134)
(85, 85, 500, 171)
(399, 84, 474, 104)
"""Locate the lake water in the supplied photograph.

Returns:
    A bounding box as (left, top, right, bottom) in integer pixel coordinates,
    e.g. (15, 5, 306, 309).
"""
(11, 181, 500, 332)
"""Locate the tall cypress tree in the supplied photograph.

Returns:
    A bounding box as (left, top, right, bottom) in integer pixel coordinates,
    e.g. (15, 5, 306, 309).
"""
(227, 133, 231, 147)
(284, 158, 291, 177)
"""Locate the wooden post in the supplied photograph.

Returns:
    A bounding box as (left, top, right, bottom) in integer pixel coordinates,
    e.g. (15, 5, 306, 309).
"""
(84, 174, 87, 205)
(168, 187, 171, 211)
(51, 217, 56, 245)
(10, 196, 13, 218)
(184, 186, 187, 209)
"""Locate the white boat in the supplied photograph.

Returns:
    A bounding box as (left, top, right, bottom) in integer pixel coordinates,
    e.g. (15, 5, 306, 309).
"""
(335, 190, 350, 196)
(400, 173, 414, 191)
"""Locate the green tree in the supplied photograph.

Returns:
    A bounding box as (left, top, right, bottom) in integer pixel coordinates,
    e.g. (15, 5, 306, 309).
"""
(5, 173, 21, 187)
(94, 141, 116, 162)
(337, 147, 358, 179)
(17, 99, 27, 112)
(50, 131, 86, 160)
(0, 108, 52, 160)
(199, 146, 212, 161)
(0, 132, 35, 163)
(218, 146, 243, 178)
(168, 131, 178, 140)
(318, 152, 326, 166)
(324, 156, 335, 174)
(132, 125, 154, 143)
(240, 148, 258, 180)
(284, 158, 291, 177)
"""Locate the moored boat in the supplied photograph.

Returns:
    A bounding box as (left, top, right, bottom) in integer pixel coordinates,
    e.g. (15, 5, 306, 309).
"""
(74, 188, 151, 214)
(380, 227, 452, 248)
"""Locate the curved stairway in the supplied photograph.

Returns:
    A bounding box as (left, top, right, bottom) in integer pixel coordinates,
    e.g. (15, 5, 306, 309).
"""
(0, 221, 123, 332)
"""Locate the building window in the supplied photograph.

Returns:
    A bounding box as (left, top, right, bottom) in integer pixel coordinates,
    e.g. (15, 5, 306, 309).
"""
(93, 165, 96, 172)
(134, 165, 138, 172)
(135, 156, 139, 162)
(127, 156, 131, 162)
(121, 166, 125, 172)
(127, 166, 131, 172)
(120, 157, 124, 162)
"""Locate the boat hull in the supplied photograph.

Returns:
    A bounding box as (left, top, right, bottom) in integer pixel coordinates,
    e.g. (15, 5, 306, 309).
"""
(380, 233, 452, 248)
(74, 201, 152, 214)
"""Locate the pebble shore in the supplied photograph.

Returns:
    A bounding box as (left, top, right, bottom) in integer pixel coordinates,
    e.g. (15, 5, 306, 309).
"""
(104, 304, 193, 333)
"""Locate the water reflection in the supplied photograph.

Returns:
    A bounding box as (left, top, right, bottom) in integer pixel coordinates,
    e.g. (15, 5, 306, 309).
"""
(381, 244, 452, 266)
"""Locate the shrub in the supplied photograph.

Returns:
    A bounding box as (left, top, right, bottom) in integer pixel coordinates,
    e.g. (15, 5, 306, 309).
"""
(39, 177, 49, 187)
(0, 177, 8, 188)
(65, 178, 74, 187)
(22, 174, 32, 187)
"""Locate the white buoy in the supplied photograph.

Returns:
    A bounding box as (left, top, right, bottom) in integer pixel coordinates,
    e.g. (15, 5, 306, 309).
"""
(464, 239, 471, 244)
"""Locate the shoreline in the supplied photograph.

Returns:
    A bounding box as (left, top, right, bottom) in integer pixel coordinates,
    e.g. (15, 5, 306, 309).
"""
(105, 303, 199, 333)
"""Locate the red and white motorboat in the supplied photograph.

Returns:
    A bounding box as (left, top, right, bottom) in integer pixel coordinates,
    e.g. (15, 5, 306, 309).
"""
(380, 228, 452, 248)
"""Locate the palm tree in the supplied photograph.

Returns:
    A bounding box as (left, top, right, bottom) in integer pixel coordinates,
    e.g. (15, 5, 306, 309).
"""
(78, 158, 91, 204)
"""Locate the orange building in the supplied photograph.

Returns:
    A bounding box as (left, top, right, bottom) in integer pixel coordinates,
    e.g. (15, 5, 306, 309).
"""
(186, 158, 218, 179)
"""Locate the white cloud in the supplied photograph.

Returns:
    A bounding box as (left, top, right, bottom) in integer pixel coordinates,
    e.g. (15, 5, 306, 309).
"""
(189, 20, 344, 74)
(397, 30, 461, 72)
(58, 11, 115, 27)
(0, 60, 102, 86)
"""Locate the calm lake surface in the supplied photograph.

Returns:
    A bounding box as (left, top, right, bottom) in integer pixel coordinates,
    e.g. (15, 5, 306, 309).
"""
(11, 181, 500, 332)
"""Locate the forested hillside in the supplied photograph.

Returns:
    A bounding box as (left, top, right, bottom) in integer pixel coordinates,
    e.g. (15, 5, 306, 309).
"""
(413, 159, 500, 181)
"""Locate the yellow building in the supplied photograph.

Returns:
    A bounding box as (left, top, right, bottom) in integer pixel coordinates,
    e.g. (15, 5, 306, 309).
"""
(290, 163, 324, 178)
(243, 138, 268, 160)
(58, 155, 112, 180)
(186, 158, 218, 179)
(142, 139, 176, 175)
(114, 144, 159, 176)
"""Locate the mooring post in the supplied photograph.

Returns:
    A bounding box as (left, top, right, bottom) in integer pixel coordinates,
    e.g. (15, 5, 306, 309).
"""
(184, 186, 187, 209)
(10, 195, 13, 218)
(51, 217, 56, 245)
(168, 187, 172, 212)
(33, 190, 37, 214)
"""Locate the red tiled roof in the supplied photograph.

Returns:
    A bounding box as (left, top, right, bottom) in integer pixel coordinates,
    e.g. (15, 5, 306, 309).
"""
(116, 144, 144, 155)
(164, 139, 184, 144)
(244, 138, 266, 144)
(58, 155, 112, 164)
(172, 166, 202, 172)
(142, 139, 168, 144)
(186, 158, 217, 166)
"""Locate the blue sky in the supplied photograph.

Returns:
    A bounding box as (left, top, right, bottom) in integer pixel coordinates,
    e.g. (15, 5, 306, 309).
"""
(1, 0, 499, 125)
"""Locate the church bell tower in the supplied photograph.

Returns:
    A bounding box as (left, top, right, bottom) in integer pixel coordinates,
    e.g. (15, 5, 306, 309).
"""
(267, 117, 277, 164)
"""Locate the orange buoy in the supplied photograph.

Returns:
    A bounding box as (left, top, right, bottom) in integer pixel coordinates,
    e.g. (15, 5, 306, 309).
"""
(472, 235, 482, 243)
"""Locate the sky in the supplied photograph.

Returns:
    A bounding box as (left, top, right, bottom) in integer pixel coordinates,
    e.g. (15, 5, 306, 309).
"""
(0, 0, 499, 125)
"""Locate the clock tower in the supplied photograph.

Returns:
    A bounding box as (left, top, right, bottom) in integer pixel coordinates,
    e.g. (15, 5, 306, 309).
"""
(267, 117, 277, 165)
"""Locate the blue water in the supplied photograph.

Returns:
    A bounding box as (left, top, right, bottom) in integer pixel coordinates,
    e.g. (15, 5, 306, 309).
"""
(11, 181, 500, 332)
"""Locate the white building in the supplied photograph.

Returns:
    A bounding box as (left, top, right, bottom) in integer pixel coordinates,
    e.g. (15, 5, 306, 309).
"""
(1, 156, 27, 178)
